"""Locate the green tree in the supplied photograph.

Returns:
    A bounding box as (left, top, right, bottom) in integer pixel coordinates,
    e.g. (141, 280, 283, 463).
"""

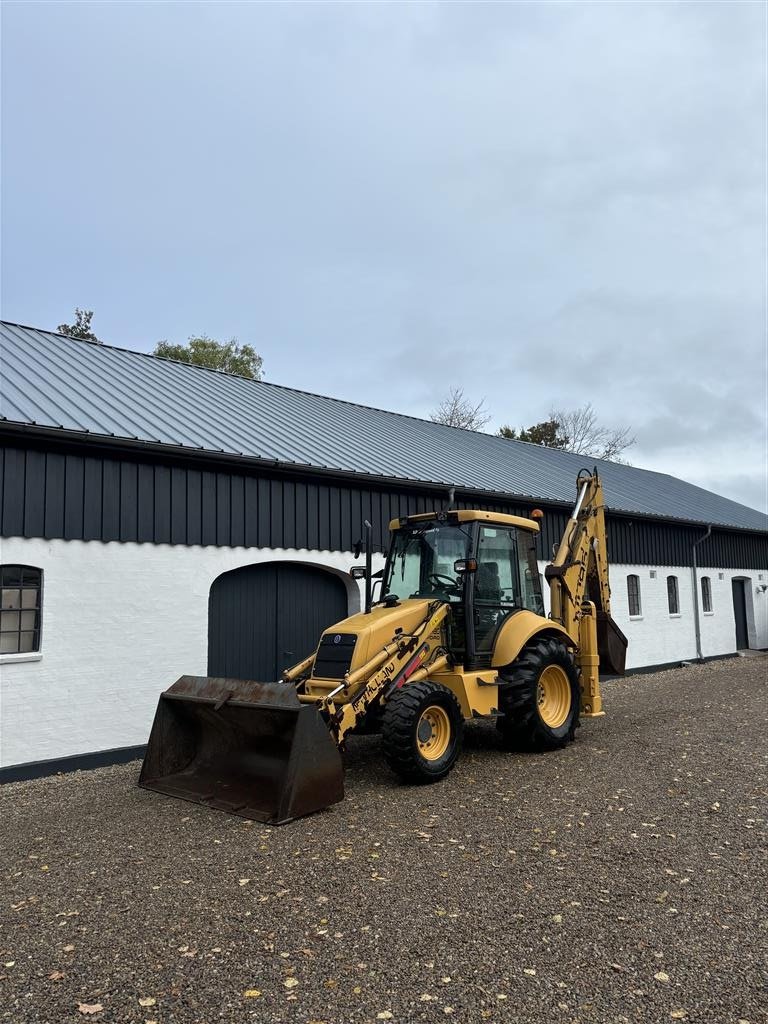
(499, 419, 569, 449)
(57, 308, 101, 343)
(153, 335, 263, 379)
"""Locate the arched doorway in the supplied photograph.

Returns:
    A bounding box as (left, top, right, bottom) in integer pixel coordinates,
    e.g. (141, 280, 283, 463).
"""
(208, 562, 349, 680)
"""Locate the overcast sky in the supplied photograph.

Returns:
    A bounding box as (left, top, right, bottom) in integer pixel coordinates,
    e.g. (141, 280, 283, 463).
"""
(2, 2, 766, 512)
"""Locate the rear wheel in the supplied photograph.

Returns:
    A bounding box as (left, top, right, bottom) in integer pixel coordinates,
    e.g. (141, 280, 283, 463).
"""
(381, 681, 464, 783)
(498, 637, 580, 751)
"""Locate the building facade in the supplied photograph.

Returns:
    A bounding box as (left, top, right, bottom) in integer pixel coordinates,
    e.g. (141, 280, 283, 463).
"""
(1, 323, 766, 776)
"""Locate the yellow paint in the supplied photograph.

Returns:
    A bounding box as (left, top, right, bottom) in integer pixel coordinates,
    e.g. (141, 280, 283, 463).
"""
(577, 601, 604, 717)
(307, 599, 433, 697)
(491, 610, 574, 669)
(417, 706, 451, 760)
(389, 510, 539, 532)
(429, 669, 500, 718)
(537, 665, 571, 728)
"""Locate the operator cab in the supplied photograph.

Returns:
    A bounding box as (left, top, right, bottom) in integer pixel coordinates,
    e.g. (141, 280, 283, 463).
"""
(382, 510, 544, 669)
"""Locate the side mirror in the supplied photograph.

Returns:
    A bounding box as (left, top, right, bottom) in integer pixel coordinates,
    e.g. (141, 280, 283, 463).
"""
(353, 539, 363, 559)
(454, 558, 477, 574)
(349, 566, 367, 581)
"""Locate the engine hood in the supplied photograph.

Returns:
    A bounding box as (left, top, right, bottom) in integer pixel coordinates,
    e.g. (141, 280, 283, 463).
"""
(317, 598, 436, 675)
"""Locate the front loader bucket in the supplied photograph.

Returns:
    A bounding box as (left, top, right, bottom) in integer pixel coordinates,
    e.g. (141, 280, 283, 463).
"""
(596, 612, 628, 675)
(138, 676, 344, 825)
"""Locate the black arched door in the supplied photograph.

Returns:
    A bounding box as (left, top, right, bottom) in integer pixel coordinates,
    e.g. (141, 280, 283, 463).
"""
(208, 562, 349, 680)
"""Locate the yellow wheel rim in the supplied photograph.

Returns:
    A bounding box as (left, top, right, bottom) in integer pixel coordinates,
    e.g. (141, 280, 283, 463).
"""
(537, 665, 572, 728)
(416, 706, 451, 761)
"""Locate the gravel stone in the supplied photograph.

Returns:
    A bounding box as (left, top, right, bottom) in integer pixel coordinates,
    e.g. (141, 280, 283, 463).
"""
(1, 656, 766, 1023)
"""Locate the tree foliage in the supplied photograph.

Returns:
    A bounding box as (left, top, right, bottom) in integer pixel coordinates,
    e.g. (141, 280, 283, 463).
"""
(153, 335, 263, 379)
(430, 386, 491, 430)
(498, 419, 569, 449)
(499, 403, 635, 462)
(57, 308, 101, 343)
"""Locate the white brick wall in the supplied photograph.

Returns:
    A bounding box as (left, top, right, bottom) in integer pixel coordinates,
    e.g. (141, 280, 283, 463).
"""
(0, 538, 374, 769)
(0, 538, 765, 768)
(598, 563, 768, 669)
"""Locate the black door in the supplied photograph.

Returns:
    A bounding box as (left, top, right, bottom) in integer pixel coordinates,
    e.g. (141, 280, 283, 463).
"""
(731, 579, 749, 650)
(208, 562, 349, 680)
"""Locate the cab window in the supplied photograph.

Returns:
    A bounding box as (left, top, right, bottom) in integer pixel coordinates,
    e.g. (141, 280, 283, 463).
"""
(517, 529, 544, 614)
(475, 526, 519, 651)
(476, 527, 519, 607)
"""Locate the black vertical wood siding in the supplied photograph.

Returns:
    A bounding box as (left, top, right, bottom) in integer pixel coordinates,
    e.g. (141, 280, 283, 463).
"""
(1, 443, 766, 569)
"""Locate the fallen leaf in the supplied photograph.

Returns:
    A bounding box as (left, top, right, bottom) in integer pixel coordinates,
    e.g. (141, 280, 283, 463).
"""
(63, 944, 75, 952)
(239, 878, 250, 886)
(138, 997, 156, 1007)
(243, 989, 262, 998)
(4, 961, 15, 968)
(376, 1013, 394, 1020)
(323, 979, 338, 989)
(654, 972, 670, 983)
(77, 1005, 103, 1016)
(284, 977, 299, 989)
(670, 1012, 688, 1021)
(523, 968, 536, 976)
(49, 970, 65, 981)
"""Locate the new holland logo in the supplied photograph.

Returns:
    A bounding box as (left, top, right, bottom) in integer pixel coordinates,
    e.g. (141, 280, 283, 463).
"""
(333, 634, 342, 645)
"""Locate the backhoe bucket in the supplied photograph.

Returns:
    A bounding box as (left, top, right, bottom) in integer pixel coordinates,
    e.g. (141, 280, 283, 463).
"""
(138, 676, 344, 825)
(596, 612, 628, 675)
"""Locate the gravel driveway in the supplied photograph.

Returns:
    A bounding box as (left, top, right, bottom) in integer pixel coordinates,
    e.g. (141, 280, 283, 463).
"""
(1, 656, 766, 1023)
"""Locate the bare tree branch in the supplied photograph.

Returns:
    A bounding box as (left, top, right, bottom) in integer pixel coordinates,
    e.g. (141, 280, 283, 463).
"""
(548, 402, 636, 462)
(430, 386, 491, 431)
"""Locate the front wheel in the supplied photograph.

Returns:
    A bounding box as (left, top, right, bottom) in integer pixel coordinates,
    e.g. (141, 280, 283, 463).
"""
(498, 638, 580, 751)
(381, 681, 464, 783)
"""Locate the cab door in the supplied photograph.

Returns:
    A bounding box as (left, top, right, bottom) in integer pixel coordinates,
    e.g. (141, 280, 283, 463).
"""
(472, 525, 521, 658)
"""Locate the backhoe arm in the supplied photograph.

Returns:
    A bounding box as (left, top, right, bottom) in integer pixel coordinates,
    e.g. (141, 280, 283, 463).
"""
(545, 469, 612, 639)
(544, 470, 627, 715)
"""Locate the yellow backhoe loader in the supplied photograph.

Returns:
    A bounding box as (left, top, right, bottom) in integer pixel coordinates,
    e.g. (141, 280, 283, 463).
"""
(139, 470, 627, 824)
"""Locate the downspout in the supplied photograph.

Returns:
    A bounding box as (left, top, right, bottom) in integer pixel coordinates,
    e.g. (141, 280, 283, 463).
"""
(691, 525, 712, 662)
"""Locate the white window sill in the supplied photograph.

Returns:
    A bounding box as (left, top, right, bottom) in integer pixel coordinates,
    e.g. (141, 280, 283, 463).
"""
(703, 611, 715, 616)
(629, 615, 643, 621)
(669, 613, 681, 618)
(0, 653, 43, 665)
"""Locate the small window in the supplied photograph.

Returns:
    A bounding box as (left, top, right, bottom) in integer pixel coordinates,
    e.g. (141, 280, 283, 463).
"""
(701, 576, 712, 613)
(667, 575, 679, 615)
(0, 565, 42, 653)
(627, 574, 641, 616)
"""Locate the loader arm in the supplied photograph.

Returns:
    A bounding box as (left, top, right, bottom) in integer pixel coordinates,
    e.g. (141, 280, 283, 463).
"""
(300, 601, 451, 745)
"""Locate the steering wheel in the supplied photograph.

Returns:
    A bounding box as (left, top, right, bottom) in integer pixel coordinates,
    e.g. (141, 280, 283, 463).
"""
(426, 572, 462, 595)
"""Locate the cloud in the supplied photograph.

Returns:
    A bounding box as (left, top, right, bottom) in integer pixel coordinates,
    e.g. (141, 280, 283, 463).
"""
(1, 1, 765, 510)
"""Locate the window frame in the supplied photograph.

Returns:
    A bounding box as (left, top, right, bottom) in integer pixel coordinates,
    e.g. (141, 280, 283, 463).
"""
(701, 575, 713, 614)
(627, 574, 642, 617)
(0, 564, 43, 656)
(667, 574, 680, 616)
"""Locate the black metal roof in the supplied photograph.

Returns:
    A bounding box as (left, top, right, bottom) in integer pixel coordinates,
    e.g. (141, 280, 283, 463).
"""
(1, 321, 765, 532)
